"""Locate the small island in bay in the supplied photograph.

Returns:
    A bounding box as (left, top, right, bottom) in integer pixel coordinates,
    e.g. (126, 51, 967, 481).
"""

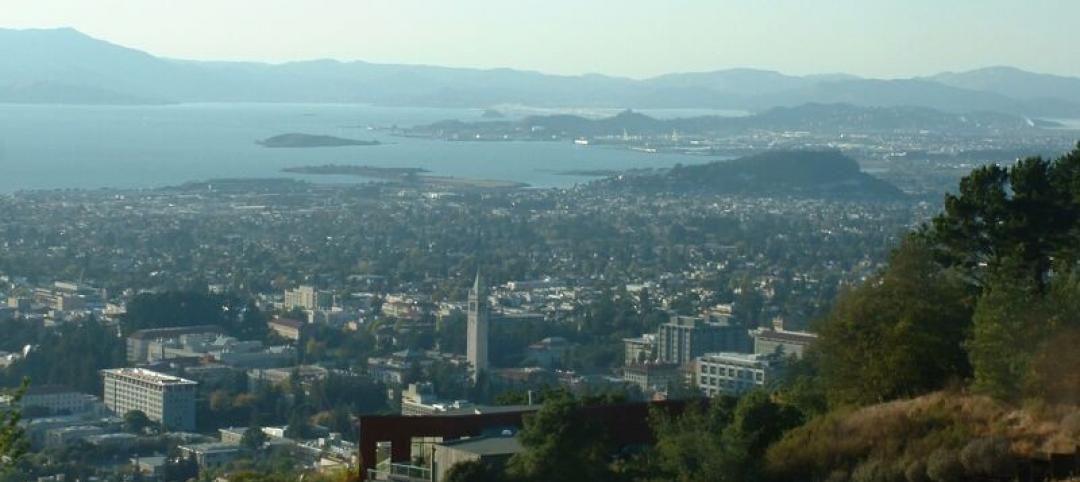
(283, 164, 527, 190)
(256, 133, 381, 148)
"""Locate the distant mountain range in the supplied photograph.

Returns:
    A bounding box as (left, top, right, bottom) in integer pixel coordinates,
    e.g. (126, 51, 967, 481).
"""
(595, 150, 907, 201)
(2, 28, 1080, 117)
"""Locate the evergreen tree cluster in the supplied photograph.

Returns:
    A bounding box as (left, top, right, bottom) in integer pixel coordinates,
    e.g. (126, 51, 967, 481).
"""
(816, 142, 1080, 406)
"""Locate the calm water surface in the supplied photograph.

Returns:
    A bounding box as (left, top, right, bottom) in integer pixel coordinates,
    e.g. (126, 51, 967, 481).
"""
(0, 103, 721, 192)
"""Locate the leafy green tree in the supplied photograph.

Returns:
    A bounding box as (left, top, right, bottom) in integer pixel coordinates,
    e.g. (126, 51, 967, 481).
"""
(646, 397, 738, 482)
(774, 353, 828, 418)
(926, 144, 1080, 290)
(121, 290, 268, 339)
(644, 391, 801, 482)
(493, 390, 530, 406)
(444, 460, 505, 482)
(0, 319, 125, 394)
(123, 410, 153, 434)
(965, 264, 1046, 400)
(0, 380, 28, 472)
(313, 405, 355, 440)
(726, 391, 803, 461)
(241, 424, 268, 451)
(506, 392, 614, 482)
(968, 262, 1080, 401)
(816, 237, 972, 406)
(285, 408, 314, 440)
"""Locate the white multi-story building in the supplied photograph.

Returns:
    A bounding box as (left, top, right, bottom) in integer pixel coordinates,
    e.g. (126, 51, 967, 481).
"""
(695, 352, 779, 397)
(101, 368, 197, 431)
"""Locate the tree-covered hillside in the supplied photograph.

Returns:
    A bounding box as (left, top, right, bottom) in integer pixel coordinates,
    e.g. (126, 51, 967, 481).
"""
(604, 150, 907, 200)
(767, 141, 1080, 481)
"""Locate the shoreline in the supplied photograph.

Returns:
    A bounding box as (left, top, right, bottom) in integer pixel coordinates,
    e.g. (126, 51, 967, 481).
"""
(283, 164, 528, 190)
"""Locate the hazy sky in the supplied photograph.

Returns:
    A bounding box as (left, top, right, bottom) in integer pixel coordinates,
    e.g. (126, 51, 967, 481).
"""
(4, 0, 1079, 78)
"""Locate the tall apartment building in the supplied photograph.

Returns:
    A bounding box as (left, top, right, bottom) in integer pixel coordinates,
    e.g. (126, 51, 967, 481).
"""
(101, 368, 197, 431)
(283, 285, 333, 311)
(656, 315, 751, 366)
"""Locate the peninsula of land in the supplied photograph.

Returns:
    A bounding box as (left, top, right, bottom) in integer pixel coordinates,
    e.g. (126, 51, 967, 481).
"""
(282, 164, 527, 190)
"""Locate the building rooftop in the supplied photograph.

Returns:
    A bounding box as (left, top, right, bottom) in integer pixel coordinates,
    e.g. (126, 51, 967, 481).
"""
(24, 384, 80, 396)
(623, 362, 680, 373)
(101, 368, 197, 386)
(436, 435, 522, 457)
(131, 455, 168, 467)
(440, 404, 538, 416)
(179, 442, 240, 454)
(752, 327, 818, 343)
(623, 334, 656, 343)
(699, 352, 776, 364)
(85, 433, 138, 444)
(128, 325, 223, 340)
(269, 318, 305, 329)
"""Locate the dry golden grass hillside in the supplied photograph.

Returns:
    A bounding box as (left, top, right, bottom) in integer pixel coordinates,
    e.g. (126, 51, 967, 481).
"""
(766, 390, 1080, 482)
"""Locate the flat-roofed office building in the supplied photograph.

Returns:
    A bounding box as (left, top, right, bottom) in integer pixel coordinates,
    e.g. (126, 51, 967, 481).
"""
(696, 352, 779, 397)
(101, 368, 197, 431)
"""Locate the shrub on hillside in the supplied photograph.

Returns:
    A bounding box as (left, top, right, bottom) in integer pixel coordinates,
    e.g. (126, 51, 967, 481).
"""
(926, 448, 963, 482)
(958, 437, 1014, 478)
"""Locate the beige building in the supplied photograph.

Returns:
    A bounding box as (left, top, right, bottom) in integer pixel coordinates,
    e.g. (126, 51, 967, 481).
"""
(284, 285, 333, 311)
(268, 317, 306, 341)
(623, 334, 656, 365)
(751, 320, 818, 359)
(622, 363, 681, 392)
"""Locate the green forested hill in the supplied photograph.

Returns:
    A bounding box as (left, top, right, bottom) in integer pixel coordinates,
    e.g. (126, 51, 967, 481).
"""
(601, 149, 907, 200)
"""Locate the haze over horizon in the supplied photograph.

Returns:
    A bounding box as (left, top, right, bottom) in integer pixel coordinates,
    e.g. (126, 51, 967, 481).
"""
(4, 0, 1080, 79)
(3, 3, 1080, 482)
